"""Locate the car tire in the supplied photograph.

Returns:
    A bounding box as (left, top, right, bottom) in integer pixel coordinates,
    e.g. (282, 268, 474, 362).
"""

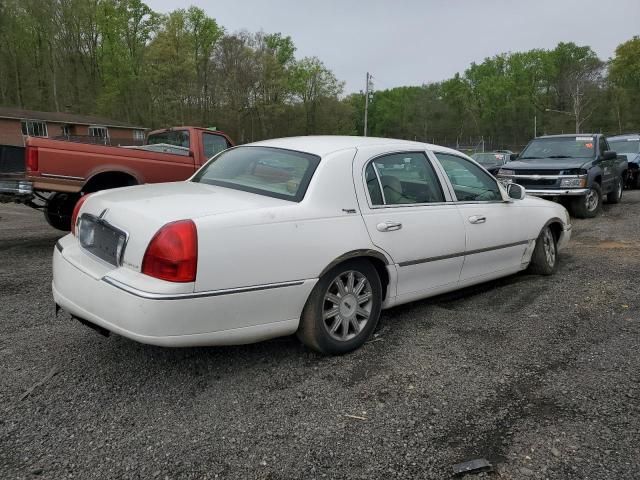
(570, 183, 602, 218)
(528, 226, 558, 275)
(606, 176, 623, 204)
(44, 193, 80, 231)
(297, 259, 382, 355)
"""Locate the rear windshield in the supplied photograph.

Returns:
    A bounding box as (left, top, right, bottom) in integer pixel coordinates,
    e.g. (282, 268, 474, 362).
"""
(192, 146, 320, 202)
(609, 139, 639, 155)
(520, 137, 596, 159)
(147, 130, 190, 149)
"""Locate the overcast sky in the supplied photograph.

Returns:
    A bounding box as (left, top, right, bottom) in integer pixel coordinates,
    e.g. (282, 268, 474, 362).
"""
(145, 0, 640, 94)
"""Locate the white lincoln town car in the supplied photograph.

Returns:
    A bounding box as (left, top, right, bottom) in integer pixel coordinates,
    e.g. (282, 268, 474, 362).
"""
(53, 136, 571, 354)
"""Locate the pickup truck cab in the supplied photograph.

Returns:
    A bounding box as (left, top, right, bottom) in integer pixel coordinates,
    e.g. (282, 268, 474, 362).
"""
(608, 134, 639, 189)
(497, 134, 628, 218)
(0, 126, 233, 230)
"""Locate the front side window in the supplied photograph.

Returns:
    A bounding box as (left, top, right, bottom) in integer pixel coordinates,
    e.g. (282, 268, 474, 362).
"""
(435, 152, 502, 202)
(365, 152, 445, 206)
(598, 137, 607, 156)
(192, 146, 320, 202)
(203, 133, 229, 159)
(21, 120, 48, 137)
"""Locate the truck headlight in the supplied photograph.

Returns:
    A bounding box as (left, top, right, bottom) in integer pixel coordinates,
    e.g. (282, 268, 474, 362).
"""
(560, 177, 587, 188)
(498, 169, 515, 176)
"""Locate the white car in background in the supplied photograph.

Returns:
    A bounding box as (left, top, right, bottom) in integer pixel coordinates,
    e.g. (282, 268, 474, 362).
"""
(52, 136, 571, 354)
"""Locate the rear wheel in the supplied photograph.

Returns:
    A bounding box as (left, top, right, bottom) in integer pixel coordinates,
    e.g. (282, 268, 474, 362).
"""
(297, 259, 382, 355)
(570, 184, 602, 218)
(44, 193, 80, 231)
(528, 226, 558, 275)
(606, 176, 623, 204)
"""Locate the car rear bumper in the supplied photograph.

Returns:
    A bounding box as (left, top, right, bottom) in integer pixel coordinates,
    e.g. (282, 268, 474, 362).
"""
(525, 188, 589, 197)
(0, 178, 33, 200)
(52, 237, 316, 347)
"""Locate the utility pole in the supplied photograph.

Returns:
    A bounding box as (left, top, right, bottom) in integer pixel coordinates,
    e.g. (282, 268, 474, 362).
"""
(364, 72, 370, 137)
(534, 115, 537, 138)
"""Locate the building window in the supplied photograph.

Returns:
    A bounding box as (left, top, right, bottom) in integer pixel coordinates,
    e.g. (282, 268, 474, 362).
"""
(21, 120, 48, 137)
(133, 130, 145, 141)
(61, 125, 71, 136)
(89, 126, 109, 138)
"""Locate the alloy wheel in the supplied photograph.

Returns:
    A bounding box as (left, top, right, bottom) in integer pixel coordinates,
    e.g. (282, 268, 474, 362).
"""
(585, 189, 599, 212)
(322, 270, 373, 341)
(543, 228, 556, 267)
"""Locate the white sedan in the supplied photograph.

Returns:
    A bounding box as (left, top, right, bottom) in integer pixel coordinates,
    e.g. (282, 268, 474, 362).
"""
(53, 136, 571, 354)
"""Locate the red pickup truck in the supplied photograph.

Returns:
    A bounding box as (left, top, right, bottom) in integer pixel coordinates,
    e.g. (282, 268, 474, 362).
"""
(0, 127, 234, 230)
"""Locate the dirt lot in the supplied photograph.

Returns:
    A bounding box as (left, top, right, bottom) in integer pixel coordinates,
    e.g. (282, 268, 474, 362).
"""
(1, 193, 639, 480)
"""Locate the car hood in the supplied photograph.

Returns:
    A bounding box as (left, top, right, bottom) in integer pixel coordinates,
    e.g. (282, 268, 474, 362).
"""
(505, 158, 591, 170)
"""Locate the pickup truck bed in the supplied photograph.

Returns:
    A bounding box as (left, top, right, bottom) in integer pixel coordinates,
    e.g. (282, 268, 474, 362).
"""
(0, 127, 234, 230)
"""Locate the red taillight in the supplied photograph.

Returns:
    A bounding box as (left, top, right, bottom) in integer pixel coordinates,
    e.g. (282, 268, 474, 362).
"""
(26, 147, 39, 172)
(71, 194, 90, 236)
(142, 220, 198, 282)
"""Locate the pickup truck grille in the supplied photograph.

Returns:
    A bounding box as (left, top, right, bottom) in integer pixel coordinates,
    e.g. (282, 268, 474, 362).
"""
(511, 169, 561, 175)
(78, 214, 127, 266)
(516, 178, 559, 187)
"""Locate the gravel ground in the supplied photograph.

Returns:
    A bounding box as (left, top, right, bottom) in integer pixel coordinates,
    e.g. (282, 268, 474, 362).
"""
(1, 192, 639, 480)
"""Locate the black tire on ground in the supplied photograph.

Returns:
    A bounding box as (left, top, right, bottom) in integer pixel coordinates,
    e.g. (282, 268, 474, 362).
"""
(528, 225, 558, 275)
(606, 176, 623, 204)
(297, 259, 382, 355)
(570, 183, 602, 219)
(44, 193, 80, 231)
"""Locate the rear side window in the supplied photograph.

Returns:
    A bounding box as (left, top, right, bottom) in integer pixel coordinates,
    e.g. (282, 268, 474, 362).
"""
(148, 130, 190, 148)
(365, 152, 445, 206)
(203, 133, 229, 159)
(435, 152, 502, 202)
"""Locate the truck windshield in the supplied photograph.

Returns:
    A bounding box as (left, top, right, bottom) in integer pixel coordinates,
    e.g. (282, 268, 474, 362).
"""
(147, 130, 190, 149)
(192, 146, 320, 202)
(608, 139, 639, 155)
(520, 137, 596, 159)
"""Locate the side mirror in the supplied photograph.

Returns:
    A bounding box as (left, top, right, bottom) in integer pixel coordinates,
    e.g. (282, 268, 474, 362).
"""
(509, 153, 519, 161)
(506, 182, 526, 200)
(602, 150, 617, 160)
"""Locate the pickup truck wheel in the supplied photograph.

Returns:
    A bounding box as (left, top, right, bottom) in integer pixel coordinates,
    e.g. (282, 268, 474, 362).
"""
(570, 184, 602, 219)
(297, 259, 382, 355)
(528, 226, 557, 275)
(44, 193, 79, 231)
(606, 176, 623, 204)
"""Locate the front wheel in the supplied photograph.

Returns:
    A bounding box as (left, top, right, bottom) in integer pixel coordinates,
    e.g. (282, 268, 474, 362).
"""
(297, 259, 382, 355)
(570, 184, 602, 218)
(528, 226, 558, 275)
(606, 176, 623, 204)
(44, 193, 80, 231)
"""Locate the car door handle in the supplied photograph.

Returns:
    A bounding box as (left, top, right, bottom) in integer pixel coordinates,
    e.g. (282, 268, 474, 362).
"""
(376, 221, 403, 232)
(468, 215, 486, 224)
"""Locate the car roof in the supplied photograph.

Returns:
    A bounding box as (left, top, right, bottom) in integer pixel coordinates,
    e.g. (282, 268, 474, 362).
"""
(608, 133, 640, 140)
(536, 133, 598, 139)
(245, 135, 464, 157)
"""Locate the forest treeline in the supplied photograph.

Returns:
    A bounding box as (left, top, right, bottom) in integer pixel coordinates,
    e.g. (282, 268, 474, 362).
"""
(1, 0, 639, 149)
